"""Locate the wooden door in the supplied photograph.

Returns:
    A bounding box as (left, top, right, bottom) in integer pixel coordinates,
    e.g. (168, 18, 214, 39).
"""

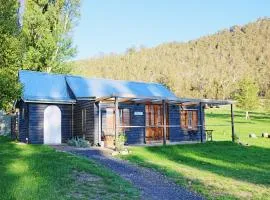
(145, 104, 169, 143)
(101, 108, 115, 148)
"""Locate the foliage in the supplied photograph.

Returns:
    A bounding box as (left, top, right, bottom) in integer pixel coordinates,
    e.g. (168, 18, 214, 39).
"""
(115, 132, 127, 151)
(0, 136, 139, 199)
(67, 136, 90, 148)
(235, 78, 259, 116)
(21, 0, 80, 73)
(0, 0, 80, 111)
(73, 18, 270, 101)
(264, 91, 270, 112)
(0, 0, 22, 111)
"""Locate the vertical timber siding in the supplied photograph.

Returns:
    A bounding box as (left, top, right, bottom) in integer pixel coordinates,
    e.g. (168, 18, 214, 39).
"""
(120, 104, 145, 145)
(73, 100, 95, 144)
(100, 103, 145, 145)
(28, 103, 72, 144)
(19, 102, 29, 142)
(169, 104, 205, 142)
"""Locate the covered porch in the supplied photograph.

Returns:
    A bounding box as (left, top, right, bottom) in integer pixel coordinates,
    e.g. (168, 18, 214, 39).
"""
(94, 96, 234, 148)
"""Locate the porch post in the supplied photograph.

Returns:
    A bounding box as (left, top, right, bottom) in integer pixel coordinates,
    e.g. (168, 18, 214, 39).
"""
(200, 102, 203, 143)
(114, 97, 119, 147)
(71, 103, 74, 138)
(98, 102, 101, 144)
(162, 100, 167, 145)
(231, 103, 235, 142)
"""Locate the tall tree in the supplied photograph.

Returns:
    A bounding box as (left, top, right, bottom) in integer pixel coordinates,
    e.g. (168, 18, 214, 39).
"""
(21, 0, 80, 73)
(235, 78, 259, 119)
(0, 0, 22, 111)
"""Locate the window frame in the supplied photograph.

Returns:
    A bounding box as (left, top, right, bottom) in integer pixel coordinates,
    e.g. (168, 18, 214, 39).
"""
(119, 108, 131, 131)
(180, 109, 198, 131)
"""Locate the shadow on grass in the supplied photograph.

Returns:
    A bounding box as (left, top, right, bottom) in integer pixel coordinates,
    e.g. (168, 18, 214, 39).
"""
(129, 141, 270, 186)
(0, 136, 74, 199)
(0, 136, 139, 200)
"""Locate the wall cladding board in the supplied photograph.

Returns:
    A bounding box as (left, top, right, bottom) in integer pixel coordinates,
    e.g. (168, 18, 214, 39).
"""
(28, 103, 72, 144)
(73, 100, 95, 144)
(168, 104, 205, 142)
(120, 104, 145, 145)
(99, 103, 146, 145)
(18, 102, 28, 142)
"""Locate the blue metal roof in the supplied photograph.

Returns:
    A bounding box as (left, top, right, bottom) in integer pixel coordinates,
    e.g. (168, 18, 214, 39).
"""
(19, 70, 75, 103)
(65, 76, 178, 100)
(19, 70, 179, 102)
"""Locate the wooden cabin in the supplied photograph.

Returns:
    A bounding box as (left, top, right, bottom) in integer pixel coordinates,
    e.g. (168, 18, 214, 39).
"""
(13, 70, 233, 147)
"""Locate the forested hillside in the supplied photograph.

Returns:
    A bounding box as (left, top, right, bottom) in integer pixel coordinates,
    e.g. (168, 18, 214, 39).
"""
(73, 18, 270, 100)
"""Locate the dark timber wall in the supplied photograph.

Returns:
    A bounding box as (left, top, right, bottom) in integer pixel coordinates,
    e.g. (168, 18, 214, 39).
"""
(169, 104, 205, 142)
(73, 100, 95, 144)
(99, 103, 145, 145)
(18, 101, 29, 142)
(119, 103, 145, 145)
(98, 103, 205, 145)
(27, 103, 72, 144)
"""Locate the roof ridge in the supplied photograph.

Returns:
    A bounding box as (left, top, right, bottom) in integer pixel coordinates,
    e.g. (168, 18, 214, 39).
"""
(20, 70, 164, 86)
(19, 70, 68, 77)
(67, 74, 163, 85)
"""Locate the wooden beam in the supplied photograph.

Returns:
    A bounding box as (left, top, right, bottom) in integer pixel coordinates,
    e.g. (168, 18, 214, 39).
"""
(114, 97, 119, 149)
(95, 96, 112, 102)
(199, 102, 204, 143)
(231, 104, 235, 142)
(98, 102, 101, 144)
(117, 97, 136, 103)
(163, 100, 167, 145)
(71, 103, 74, 138)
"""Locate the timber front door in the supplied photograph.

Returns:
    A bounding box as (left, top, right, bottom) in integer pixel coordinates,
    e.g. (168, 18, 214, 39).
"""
(145, 104, 169, 142)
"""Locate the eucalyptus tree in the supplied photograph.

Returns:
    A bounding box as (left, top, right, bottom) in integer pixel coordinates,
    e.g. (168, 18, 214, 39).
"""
(21, 0, 80, 73)
(0, 0, 22, 111)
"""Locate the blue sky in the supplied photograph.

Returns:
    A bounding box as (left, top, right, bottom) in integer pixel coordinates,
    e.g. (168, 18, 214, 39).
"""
(73, 0, 270, 60)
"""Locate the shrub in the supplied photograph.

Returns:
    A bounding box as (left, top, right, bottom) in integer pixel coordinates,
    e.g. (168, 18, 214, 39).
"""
(115, 132, 127, 151)
(68, 136, 90, 148)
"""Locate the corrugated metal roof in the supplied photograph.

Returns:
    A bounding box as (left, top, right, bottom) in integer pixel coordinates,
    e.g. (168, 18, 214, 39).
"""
(19, 70, 75, 103)
(19, 70, 234, 105)
(19, 70, 179, 102)
(65, 76, 179, 100)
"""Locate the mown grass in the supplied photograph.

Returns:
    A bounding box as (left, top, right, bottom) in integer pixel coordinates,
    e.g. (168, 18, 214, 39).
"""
(206, 106, 270, 144)
(122, 107, 270, 200)
(0, 136, 139, 200)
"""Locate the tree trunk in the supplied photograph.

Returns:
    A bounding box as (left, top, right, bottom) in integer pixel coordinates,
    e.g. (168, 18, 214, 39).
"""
(245, 111, 250, 120)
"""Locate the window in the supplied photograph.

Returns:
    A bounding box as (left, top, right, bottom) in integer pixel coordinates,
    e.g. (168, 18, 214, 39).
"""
(119, 108, 130, 130)
(180, 109, 198, 130)
(105, 108, 114, 134)
(82, 109, 87, 132)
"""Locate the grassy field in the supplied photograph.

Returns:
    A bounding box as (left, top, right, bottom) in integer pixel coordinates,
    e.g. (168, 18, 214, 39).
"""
(206, 105, 270, 144)
(0, 136, 139, 200)
(122, 107, 270, 200)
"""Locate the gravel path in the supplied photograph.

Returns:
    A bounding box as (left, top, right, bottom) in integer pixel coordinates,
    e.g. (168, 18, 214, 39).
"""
(53, 145, 203, 200)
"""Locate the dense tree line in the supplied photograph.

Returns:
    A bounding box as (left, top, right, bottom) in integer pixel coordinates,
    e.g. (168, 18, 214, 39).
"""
(74, 18, 270, 105)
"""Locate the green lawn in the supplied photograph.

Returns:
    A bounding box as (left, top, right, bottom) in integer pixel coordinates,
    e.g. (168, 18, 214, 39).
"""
(205, 105, 270, 144)
(121, 107, 270, 200)
(0, 136, 139, 200)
